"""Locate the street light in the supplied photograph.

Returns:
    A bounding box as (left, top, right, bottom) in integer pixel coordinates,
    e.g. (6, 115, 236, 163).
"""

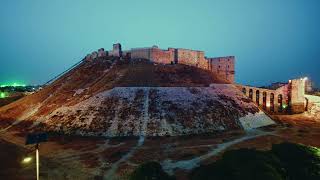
(26, 132, 48, 180)
(22, 157, 32, 164)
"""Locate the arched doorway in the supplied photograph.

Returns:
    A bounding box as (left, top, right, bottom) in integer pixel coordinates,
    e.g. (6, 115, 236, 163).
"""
(270, 93, 275, 112)
(256, 90, 260, 105)
(262, 92, 267, 110)
(249, 89, 253, 100)
(242, 88, 247, 95)
(278, 94, 283, 112)
(305, 97, 309, 111)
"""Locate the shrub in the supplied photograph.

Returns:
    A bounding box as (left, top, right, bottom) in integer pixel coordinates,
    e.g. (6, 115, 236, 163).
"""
(129, 161, 175, 180)
(190, 148, 285, 180)
(271, 142, 320, 180)
(190, 142, 320, 180)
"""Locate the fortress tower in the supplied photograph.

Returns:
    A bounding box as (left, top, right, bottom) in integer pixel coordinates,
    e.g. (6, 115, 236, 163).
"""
(289, 78, 306, 113)
(109, 43, 122, 57)
(207, 56, 235, 84)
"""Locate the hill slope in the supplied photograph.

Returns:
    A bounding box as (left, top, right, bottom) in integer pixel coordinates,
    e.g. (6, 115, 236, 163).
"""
(0, 57, 274, 136)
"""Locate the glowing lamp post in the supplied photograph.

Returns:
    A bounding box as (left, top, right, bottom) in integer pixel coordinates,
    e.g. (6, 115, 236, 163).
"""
(22, 157, 32, 164)
(25, 133, 48, 180)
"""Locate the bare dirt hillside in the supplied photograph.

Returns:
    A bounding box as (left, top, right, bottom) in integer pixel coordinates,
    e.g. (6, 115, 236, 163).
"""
(0, 57, 274, 137)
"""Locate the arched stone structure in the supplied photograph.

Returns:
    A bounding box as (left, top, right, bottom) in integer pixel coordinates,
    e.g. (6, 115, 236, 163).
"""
(236, 79, 307, 114)
(270, 93, 275, 112)
(256, 90, 260, 105)
(278, 94, 283, 112)
(242, 88, 247, 96)
(249, 89, 253, 100)
(262, 92, 267, 110)
(305, 97, 309, 111)
(236, 85, 288, 114)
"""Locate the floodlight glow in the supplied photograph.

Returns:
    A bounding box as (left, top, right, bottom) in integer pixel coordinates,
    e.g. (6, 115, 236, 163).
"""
(303, 77, 308, 81)
(22, 157, 32, 164)
(0, 92, 7, 98)
(0, 82, 26, 87)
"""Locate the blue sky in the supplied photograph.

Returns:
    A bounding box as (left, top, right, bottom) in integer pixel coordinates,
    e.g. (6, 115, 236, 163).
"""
(0, 0, 319, 87)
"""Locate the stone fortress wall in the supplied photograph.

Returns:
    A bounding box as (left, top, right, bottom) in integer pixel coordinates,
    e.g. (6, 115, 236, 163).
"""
(151, 47, 175, 64)
(85, 43, 235, 83)
(129, 45, 235, 83)
(85, 43, 235, 84)
(207, 56, 235, 84)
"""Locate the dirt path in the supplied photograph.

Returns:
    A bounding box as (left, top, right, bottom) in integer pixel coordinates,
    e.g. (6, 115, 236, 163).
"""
(103, 89, 150, 179)
(161, 129, 273, 174)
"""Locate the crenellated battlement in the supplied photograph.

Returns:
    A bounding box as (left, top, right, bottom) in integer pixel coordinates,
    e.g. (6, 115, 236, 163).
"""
(84, 43, 236, 84)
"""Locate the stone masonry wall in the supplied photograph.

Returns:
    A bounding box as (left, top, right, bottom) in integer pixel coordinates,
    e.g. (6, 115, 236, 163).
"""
(176, 49, 206, 68)
(131, 48, 151, 60)
(151, 48, 174, 64)
(207, 56, 235, 83)
(290, 79, 306, 113)
(238, 78, 307, 114)
(128, 46, 235, 83)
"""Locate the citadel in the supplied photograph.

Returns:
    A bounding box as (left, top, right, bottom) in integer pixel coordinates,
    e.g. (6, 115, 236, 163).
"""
(86, 43, 235, 84)
(85, 43, 312, 115)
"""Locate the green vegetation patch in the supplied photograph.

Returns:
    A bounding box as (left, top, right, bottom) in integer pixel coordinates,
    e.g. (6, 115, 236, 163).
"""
(128, 143, 320, 180)
(190, 142, 320, 180)
(129, 161, 175, 180)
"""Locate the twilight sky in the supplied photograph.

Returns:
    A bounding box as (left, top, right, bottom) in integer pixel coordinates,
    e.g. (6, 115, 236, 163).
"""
(0, 0, 319, 87)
